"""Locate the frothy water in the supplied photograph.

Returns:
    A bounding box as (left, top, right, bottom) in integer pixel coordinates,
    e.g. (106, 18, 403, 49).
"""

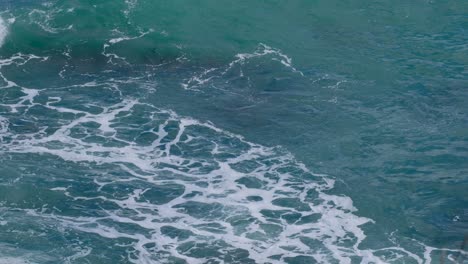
(0, 60, 464, 263)
(2, 92, 378, 262)
(0, 17, 8, 47)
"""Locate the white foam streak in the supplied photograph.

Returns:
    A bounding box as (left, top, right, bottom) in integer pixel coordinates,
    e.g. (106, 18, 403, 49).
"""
(0, 17, 8, 48)
(28, 8, 73, 34)
(230, 43, 304, 76)
(182, 43, 304, 90)
(102, 29, 153, 65)
(108, 30, 153, 44)
(0, 54, 47, 112)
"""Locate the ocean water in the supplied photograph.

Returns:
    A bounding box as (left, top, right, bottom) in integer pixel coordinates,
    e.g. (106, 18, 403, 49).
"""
(0, 1, 467, 263)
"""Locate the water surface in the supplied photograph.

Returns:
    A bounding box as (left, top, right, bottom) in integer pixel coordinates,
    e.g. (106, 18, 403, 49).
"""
(0, 1, 467, 263)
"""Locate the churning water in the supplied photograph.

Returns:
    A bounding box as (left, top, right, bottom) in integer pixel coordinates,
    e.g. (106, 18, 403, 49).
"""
(0, 1, 467, 263)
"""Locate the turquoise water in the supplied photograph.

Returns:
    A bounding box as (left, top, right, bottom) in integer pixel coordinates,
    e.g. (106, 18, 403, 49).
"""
(0, 1, 467, 263)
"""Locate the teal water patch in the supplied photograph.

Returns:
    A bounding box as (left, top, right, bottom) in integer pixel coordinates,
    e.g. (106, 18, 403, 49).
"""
(0, 0, 467, 263)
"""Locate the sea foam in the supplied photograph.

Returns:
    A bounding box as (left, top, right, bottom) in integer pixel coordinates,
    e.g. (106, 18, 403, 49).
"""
(0, 17, 8, 47)
(0, 34, 464, 262)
